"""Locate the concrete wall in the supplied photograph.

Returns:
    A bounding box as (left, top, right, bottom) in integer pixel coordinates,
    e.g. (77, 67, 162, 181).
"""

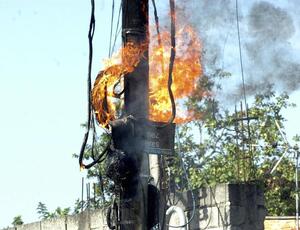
(2, 184, 266, 230)
(168, 183, 266, 230)
(264, 216, 297, 230)
(1, 210, 108, 230)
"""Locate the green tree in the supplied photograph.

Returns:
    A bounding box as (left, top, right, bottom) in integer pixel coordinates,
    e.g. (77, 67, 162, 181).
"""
(73, 129, 113, 208)
(37, 202, 71, 220)
(54, 207, 71, 218)
(12, 215, 23, 226)
(77, 69, 299, 216)
(37, 202, 50, 219)
(73, 198, 84, 214)
(172, 71, 299, 216)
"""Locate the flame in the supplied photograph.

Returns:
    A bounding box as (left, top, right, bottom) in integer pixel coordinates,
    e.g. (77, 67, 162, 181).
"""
(92, 42, 146, 128)
(92, 25, 202, 127)
(149, 25, 202, 122)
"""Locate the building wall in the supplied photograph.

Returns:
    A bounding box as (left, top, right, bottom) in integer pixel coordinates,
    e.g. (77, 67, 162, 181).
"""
(1, 184, 267, 230)
(264, 216, 297, 230)
(1, 210, 109, 230)
(168, 183, 266, 230)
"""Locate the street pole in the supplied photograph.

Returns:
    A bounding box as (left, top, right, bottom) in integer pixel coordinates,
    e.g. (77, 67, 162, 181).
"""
(121, 0, 149, 229)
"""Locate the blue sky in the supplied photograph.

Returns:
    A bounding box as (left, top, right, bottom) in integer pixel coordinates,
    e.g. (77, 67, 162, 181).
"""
(0, 0, 119, 227)
(0, 0, 300, 228)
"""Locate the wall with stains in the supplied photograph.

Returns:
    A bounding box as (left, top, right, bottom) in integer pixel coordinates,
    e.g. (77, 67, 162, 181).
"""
(264, 216, 297, 230)
(1, 184, 268, 230)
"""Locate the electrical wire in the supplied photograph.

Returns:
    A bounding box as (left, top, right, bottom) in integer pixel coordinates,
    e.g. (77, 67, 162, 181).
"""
(167, 0, 176, 125)
(79, 0, 110, 170)
(83, 142, 110, 170)
(166, 206, 187, 229)
(235, 0, 247, 109)
(90, 115, 97, 160)
(235, 0, 254, 177)
(111, 1, 122, 55)
(151, 0, 165, 73)
(166, 127, 196, 229)
(108, 0, 115, 57)
(79, 0, 96, 169)
(149, 0, 176, 130)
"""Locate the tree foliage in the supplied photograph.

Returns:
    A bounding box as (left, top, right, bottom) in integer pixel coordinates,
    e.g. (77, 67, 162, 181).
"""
(12, 215, 23, 226)
(171, 70, 299, 216)
(37, 202, 71, 220)
(73, 131, 113, 208)
(77, 69, 299, 216)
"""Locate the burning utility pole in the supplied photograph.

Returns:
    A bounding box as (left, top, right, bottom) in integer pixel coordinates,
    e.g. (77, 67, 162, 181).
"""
(88, 0, 200, 228)
(120, 0, 149, 229)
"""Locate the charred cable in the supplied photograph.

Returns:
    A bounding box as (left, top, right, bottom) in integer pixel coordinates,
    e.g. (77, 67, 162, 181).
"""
(167, 0, 176, 125)
(82, 141, 110, 170)
(151, 0, 176, 129)
(91, 116, 97, 160)
(79, 0, 110, 170)
(79, 0, 96, 169)
(166, 127, 196, 228)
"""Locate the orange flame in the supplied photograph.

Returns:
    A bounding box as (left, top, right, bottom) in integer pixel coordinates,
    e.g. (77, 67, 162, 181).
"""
(149, 25, 202, 122)
(92, 25, 202, 127)
(92, 42, 146, 128)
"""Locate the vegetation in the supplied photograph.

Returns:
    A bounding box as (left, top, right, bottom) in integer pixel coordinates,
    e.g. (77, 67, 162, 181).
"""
(74, 69, 299, 216)
(171, 70, 299, 216)
(36, 202, 70, 220)
(12, 215, 23, 226)
(73, 131, 112, 208)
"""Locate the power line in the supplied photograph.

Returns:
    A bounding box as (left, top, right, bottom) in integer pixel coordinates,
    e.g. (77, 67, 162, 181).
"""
(108, 0, 115, 57)
(167, 0, 176, 124)
(166, 127, 196, 228)
(79, 0, 110, 170)
(111, 1, 122, 55)
(79, 0, 96, 169)
(235, 0, 247, 107)
(235, 0, 254, 177)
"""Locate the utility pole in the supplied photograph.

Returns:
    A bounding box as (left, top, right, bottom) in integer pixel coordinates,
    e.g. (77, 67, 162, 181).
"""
(120, 0, 149, 229)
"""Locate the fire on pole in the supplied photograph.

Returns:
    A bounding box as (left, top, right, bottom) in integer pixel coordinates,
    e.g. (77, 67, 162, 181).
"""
(97, 1, 175, 229)
(81, 0, 179, 229)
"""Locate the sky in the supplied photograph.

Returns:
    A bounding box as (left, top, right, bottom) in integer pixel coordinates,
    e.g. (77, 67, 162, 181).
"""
(0, 0, 300, 228)
(0, 0, 117, 227)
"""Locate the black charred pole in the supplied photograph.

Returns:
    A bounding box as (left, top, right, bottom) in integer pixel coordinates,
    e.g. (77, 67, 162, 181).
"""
(121, 0, 149, 229)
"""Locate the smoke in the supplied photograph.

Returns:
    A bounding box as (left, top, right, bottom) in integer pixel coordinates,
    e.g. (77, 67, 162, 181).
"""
(175, 0, 235, 69)
(173, 0, 300, 101)
(249, 2, 294, 42)
(242, 1, 300, 95)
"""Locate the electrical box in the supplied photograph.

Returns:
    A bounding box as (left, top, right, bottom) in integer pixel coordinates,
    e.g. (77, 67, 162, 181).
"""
(110, 117, 175, 155)
(143, 121, 175, 155)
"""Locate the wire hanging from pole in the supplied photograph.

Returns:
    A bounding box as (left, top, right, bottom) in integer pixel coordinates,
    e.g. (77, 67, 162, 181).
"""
(166, 127, 196, 228)
(79, 0, 110, 170)
(108, 0, 115, 57)
(151, 0, 165, 73)
(111, 1, 122, 55)
(149, 0, 176, 129)
(167, 0, 177, 124)
(79, 0, 96, 169)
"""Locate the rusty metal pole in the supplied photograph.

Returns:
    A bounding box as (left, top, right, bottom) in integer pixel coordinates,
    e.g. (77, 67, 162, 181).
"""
(121, 0, 149, 229)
